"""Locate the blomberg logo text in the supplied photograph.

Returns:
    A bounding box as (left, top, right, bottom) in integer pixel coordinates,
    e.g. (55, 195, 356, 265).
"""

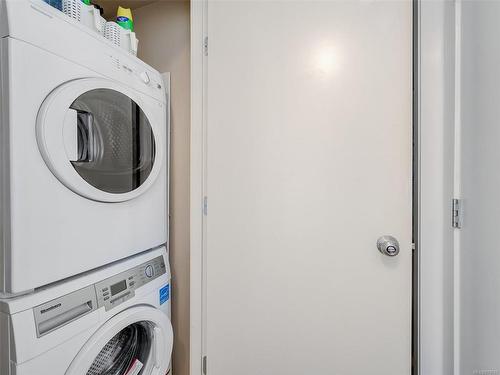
(473, 370, 499, 375)
(40, 303, 61, 314)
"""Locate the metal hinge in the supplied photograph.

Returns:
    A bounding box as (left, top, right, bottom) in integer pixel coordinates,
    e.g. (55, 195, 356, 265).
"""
(452, 198, 463, 229)
(203, 36, 208, 56)
(203, 356, 208, 375)
(203, 196, 208, 216)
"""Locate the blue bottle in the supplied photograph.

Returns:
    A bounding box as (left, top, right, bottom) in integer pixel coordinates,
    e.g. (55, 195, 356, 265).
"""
(42, 0, 62, 11)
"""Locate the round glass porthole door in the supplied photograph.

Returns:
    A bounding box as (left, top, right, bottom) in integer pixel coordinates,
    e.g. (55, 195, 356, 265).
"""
(71, 89, 155, 194)
(65, 306, 173, 375)
(37, 78, 163, 202)
(87, 321, 153, 375)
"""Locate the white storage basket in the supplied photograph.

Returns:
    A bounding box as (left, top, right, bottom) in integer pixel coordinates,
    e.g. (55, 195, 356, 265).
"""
(62, 0, 106, 35)
(104, 22, 139, 56)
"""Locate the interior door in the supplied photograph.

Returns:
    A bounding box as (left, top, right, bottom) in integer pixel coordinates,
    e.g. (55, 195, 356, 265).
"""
(204, 1, 412, 374)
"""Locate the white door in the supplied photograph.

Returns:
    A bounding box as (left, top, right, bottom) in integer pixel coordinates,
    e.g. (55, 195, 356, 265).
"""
(204, 1, 412, 374)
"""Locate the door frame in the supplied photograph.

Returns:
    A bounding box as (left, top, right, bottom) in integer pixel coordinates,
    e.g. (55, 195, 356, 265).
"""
(190, 1, 207, 375)
(189, 1, 454, 374)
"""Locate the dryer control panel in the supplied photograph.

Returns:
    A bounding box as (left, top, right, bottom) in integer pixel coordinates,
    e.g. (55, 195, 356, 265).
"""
(94, 256, 166, 311)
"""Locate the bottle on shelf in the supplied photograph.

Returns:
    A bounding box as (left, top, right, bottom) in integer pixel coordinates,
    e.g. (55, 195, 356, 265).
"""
(116, 6, 134, 31)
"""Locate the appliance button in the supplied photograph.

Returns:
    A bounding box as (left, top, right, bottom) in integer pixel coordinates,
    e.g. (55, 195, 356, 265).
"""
(140, 71, 150, 84)
(145, 265, 154, 278)
(104, 296, 109, 301)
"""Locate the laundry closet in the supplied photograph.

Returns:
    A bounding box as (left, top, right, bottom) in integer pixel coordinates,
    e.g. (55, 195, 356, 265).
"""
(127, 3, 191, 375)
(73, 2, 191, 374)
(1, 1, 413, 374)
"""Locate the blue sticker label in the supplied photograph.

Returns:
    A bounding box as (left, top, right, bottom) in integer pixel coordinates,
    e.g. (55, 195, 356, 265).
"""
(159, 284, 170, 305)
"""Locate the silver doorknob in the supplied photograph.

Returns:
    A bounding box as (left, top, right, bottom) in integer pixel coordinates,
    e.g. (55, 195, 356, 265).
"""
(377, 236, 400, 257)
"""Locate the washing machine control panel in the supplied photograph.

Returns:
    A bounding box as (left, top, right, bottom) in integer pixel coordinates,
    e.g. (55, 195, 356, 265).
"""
(94, 256, 166, 311)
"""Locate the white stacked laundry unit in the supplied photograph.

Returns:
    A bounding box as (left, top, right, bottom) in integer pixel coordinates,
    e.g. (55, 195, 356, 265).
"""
(0, 0, 170, 295)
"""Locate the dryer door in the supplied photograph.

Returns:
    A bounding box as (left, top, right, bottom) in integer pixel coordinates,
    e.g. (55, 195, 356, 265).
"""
(66, 306, 173, 375)
(37, 78, 164, 202)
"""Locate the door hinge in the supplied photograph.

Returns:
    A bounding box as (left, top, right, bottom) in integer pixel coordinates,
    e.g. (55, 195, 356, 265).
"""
(203, 356, 208, 375)
(203, 36, 208, 56)
(203, 196, 208, 216)
(452, 198, 463, 229)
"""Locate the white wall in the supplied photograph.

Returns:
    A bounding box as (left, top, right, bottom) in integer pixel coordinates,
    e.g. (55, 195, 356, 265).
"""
(134, 2, 191, 375)
(418, 2, 455, 374)
(458, 2, 500, 374)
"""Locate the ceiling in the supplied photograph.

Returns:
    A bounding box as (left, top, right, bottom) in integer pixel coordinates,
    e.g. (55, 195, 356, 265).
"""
(96, 0, 159, 19)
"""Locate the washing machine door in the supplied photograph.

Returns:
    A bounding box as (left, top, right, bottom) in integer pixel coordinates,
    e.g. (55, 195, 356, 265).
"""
(66, 306, 173, 375)
(37, 78, 164, 202)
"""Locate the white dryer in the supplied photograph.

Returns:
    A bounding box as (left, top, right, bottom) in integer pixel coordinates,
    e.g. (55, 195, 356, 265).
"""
(0, 0, 169, 294)
(0, 246, 173, 375)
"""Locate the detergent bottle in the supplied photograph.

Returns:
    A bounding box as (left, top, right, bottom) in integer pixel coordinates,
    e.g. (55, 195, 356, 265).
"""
(116, 6, 134, 31)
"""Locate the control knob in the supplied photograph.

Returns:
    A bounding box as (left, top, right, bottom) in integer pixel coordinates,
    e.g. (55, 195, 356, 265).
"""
(139, 71, 150, 84)
(145, 264, 154, 278)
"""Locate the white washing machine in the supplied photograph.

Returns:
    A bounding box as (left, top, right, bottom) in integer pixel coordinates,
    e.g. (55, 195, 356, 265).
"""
(0, 0, 169, 294)
(0, 246, 173, 375)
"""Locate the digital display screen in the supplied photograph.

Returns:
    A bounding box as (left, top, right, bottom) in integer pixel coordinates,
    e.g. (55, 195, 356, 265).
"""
(110, 280, 127, 296)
